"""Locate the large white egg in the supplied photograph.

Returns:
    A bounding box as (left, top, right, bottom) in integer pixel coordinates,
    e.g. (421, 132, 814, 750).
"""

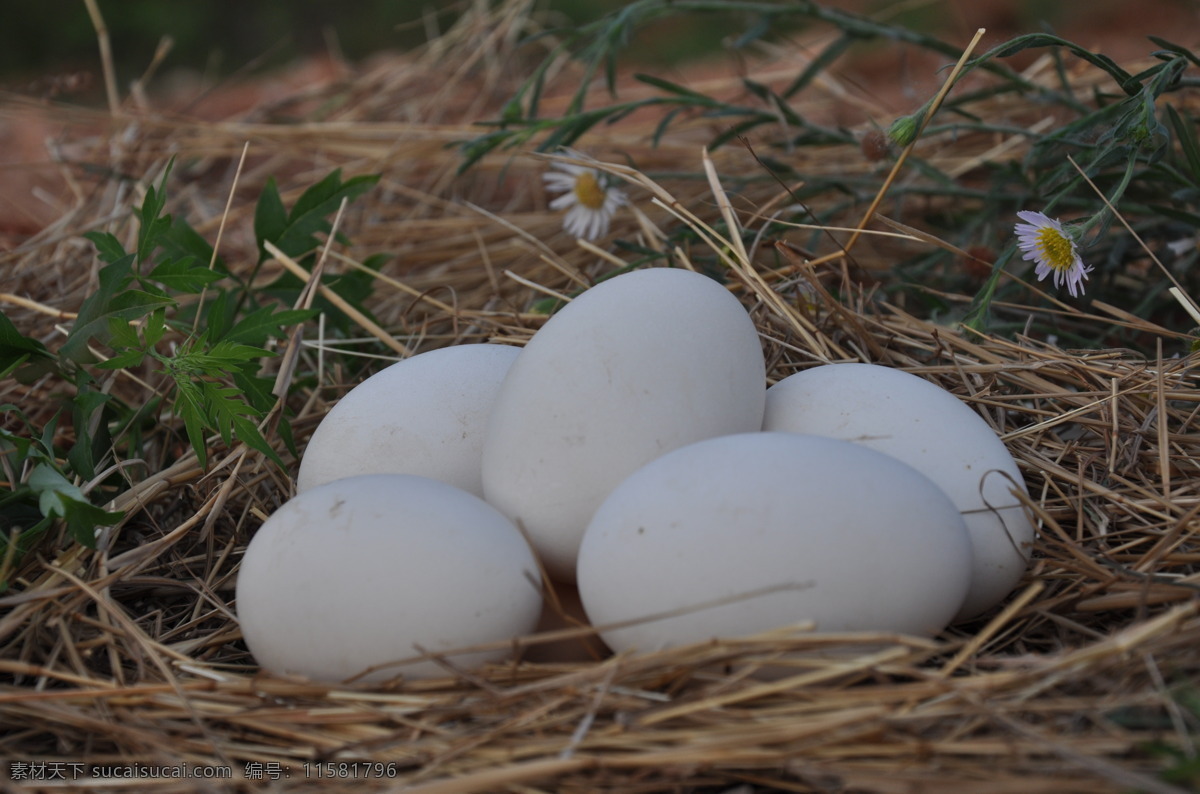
(482, 268, 766, 581)
(236, 474, 542, 682)
(576, 433, 972, 654)
(762, 363, 1034, 620)
(296, 344, 520, 496)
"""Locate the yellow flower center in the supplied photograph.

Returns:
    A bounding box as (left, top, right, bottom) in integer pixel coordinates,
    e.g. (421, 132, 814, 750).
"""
(573, 171, 607, 210)
(1036, 226, 1076, 271)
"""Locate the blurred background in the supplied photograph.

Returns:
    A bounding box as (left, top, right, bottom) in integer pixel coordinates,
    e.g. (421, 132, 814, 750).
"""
(3, 0, 1191, 94)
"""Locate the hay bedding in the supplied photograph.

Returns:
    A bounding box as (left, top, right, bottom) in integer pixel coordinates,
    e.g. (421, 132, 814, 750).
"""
(1, 3, 1198, 792)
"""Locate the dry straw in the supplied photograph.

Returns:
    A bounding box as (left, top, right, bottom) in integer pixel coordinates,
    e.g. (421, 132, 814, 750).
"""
(1, 2, 1198, 792)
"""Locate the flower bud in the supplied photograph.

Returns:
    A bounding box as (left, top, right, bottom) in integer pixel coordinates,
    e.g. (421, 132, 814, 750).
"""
(887, 114, 919, 147)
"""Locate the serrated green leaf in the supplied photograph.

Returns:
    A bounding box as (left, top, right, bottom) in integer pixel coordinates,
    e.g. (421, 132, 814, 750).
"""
(193, 339, 272, 372)
(143, 308, 166, 348)
(62, 289, 175, 362)
(274, 172, 380, 258)
(136, 160, 175, 265)
(259, 269, 377, 337)
(230, 412, 284, 468)
(202, 381, 248, 447)
(221, 304, 315, 346)
(62, 257, 136, 361)
(171, 374, 210, 468)
(287, 169, 346, 223)
(162, 214, 227, 275)
(146, 256, 223, 292)
(95, 348, 148, 370)
(232, 368, 278, 413)
(105, 316, 142, 350)
(203, 290, 236, 343)
(83, 230, 129, 265)
(254, 176, 288, 262)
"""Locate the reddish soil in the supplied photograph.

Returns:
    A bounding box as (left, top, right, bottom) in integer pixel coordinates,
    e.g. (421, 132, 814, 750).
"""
(1, 1, 1197, 248)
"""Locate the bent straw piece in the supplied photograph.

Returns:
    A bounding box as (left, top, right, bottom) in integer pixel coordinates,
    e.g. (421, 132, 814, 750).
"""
(263, 239, 411, 358)
(0, 292, 77, 320)
(843, 27, 988, 254)
(937, 581, 1045, 678)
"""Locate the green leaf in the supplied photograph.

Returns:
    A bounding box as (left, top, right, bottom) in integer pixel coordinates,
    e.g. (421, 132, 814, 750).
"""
(783, 32, 856, 99)
(229, 411, 284, 468)
(143, 308, 166, 348)
(136, 159, 175, 265)
(62, 255, 135, 361)
(1166, 105, 1200, 185)
(0, 309, 50, 363)
(26, 465, 122, 548)
(162, 214, 227, 275)
(275, 404, 299, 459)
(201, 381, 249, 447)
(275, 171, 380, 259)
(254, 176, 289, 261)
(62, 499, 124, 549)
(633, 73, 714, 102)
(203, 290, 236, 343)
(172, 374, 210, 468)
(0, 353, 30, 381)
(83, 230, 129, 265)
(1147, 36, 1200, 68)
(95, 347, 148, 370)
(161, 343, 283, 469)
(187, 339, 272, 375)
(456, 130, 520, 174)
(147, 257, 224, 292)
(232, 368, 278, 413)
(29, 463, 87, 518)
(982, 33, 1136, 94)
(221, 304, 315, 346)
(62, 288, 175, 362)
(105, 315, 143, 350)
(67, 390, 111, 481)
(962, 248, 1014, 332)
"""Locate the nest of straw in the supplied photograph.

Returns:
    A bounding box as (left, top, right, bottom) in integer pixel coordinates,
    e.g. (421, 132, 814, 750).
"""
(2, 3, 1198, 792)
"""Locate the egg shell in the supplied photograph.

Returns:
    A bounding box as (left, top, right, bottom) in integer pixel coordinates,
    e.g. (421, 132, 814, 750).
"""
(481, 268, 767, 581)
(762, 363, 1034, 620)
(576, 432, 973, 654)
(296, 344, 520, 496)
(236, 474, 542, 682)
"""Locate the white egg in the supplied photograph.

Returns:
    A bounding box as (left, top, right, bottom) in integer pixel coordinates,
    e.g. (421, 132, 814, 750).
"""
(482, 268, 766, 581)
(762, 363, 1034, 620)
(296, 344, 520, 496)
(576, 433, 972, 654)
(236, 474, 542, 682)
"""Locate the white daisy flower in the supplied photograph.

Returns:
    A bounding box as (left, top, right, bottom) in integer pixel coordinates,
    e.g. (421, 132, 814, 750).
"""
(543, 155, 625, 241)
(1014, 210, 1094, 298)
